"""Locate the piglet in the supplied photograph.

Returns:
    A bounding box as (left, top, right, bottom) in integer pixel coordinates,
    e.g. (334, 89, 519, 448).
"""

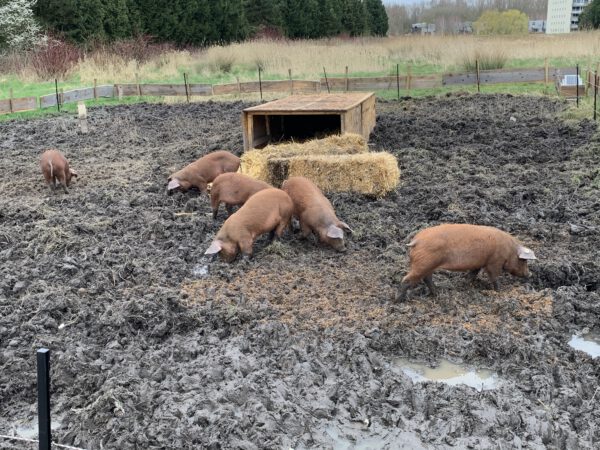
(396, 224, 537, 302)
(210, 172, 271, 219)
(204, 188, 293, 262)
(281, 176, 352, 252)
(167, 150, 240, 195)
(40, 149, 78, 193)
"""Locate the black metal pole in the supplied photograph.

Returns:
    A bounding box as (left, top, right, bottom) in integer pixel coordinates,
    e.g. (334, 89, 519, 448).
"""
(54, 79, 60, 112)
(258, 67, 263, 101)
(476, 59, 480, 93)
(183, 72, 190, 103)
(594, 73, 598, 121)
(396, 64, 400, 100)
(37, 348, 51, 450)
(323, 67, 330, 94)
(576, 64, 580, 107)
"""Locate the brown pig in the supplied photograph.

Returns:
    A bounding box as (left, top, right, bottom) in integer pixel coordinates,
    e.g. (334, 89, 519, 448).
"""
(396, 224, 537, 302)
(167, 150, 240, 195)
(210, 172, 271, 220)
(281, 176, 352, 252)
(204, 188, 293, 262)
(40, 149, 78, 193)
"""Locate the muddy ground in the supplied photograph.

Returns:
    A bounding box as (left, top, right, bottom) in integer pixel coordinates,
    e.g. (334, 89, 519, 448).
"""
(0, 94, 599, 449)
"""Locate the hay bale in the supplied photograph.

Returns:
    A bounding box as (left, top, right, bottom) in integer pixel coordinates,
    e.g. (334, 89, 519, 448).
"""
(241, 133, 368, 181)
(270, 152, 400, 197)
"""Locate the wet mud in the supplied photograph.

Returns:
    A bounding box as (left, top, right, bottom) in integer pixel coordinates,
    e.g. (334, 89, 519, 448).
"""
(1, 94, 599, 449)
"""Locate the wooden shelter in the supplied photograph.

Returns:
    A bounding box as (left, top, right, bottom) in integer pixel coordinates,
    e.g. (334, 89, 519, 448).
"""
(242, 93, 376, 151)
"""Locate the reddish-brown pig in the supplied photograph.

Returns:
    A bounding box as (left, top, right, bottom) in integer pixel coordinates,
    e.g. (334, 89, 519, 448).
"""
(40, 149, 78, 193)
(210, 172, 271, 219)
(281, 176, 352, 252)
(396, 224, 537, 302)
(204, 188, 293, 262)
(167, 150, 240, 195)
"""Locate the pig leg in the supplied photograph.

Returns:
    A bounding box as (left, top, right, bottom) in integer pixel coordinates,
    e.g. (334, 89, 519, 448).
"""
(424, 274, 437, 296)
(211, 195, 220, 220)
(274, 219, 289, 238)
(467, 269, 480, 284)
(484, 263, 503, 290)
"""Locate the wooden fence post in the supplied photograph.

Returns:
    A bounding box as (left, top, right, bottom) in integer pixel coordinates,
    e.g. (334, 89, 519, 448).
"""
(289, 69, 293, 94)
(476, 59, 481, 93)
(345, 66, 349, 92)
(323, 67, 330, 94)
(117, 85, 123, 101)
(258, 66, 263, 101)
(396, 64, 400, 101)
(135, 73, 141, 97)
(93, 78, 98, 100)
(544, 58, 549, 88)
(236, 76, 241, 95)
(9, 88, 13, 114)
(54, 79, 60, 112)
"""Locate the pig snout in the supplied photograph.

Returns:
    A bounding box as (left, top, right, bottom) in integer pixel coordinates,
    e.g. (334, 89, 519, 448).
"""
(329, 237, 347, 252)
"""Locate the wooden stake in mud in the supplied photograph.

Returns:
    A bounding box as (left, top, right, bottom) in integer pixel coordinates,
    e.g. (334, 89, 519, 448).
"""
(9, 88, 13, 114)
(323, 67, 330, 94)
(54, 79, 60, 112)
(396, 64, 400, 100)
(78, 101, 88, 134)
(345, 66, 349, 92)
(476, 59, 481, 93)
(93, 78, 98, 100)
(258, 66, 263, 101)
(37, 348, 51, 450)
(288, 68, 293, 94)
(183, 72, 190, 103)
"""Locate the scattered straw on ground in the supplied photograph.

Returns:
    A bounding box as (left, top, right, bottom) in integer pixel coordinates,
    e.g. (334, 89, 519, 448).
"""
(181, 252, 553, 335)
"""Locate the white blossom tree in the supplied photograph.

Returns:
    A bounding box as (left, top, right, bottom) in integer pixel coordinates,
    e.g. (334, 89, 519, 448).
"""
(0, 0, 46, 51)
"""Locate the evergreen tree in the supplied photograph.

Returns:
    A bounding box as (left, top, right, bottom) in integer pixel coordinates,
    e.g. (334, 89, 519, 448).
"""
(580, 0, 600, 29)
(340, 0, 367, 36)
(317, 0, 342, 37)
(365, 0, 388, 36)
(212, 0, 249, 43)
(244, 0, 284, 35)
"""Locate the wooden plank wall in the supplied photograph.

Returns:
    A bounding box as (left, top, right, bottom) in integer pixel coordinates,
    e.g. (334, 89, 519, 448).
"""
(0, 97, 37, 115)
(0, 66, 587, 115)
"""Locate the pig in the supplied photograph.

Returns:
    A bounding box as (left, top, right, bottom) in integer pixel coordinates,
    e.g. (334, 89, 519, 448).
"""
(281, 176, 352, 252)
(204, 188, 293, 262)
(395, 224, 537, 302)
(167, 150, 240, 195)
(210, 172, 271, 220)
(40, 149, 78, 193)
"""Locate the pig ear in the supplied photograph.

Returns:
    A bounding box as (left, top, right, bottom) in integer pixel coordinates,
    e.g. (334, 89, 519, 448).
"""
(339, 222, 353, 234)
(69, 169, 78, 177)
(167, 178, 181, 191)
(205, 240, 223, 255)
(518, 246, 537, 260)
(326, 224, 344, 239)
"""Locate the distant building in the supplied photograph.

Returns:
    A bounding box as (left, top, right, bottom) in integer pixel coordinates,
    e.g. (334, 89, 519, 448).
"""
(411, 23, 435, 35)
(529, 20, 546, 33)
(546, 0, 591, 34)
(455, 22, 473, 34)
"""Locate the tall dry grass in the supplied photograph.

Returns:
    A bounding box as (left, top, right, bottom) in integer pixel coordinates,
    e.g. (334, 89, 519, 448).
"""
(11, 31, 600, 84)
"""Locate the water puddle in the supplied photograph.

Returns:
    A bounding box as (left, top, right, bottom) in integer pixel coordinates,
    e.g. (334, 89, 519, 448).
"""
(568, 332, 600, 358)
(394, 358, 499, 391)
(320, 424, 428, 450)
(13, 417, 62, 439)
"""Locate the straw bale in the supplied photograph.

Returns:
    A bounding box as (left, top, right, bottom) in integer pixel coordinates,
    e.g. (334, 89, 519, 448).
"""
(270, 152, 400, 197)
(241, 133, 368, 181)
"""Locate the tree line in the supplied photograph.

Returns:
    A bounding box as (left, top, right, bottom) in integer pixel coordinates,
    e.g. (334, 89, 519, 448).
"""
(31, 0, 388, 46)
(386, 0, 547, 35)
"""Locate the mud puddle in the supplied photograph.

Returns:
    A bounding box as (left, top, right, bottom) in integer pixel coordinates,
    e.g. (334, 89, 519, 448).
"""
(568, 331, 600, 358)
(393, 358, 500, 391)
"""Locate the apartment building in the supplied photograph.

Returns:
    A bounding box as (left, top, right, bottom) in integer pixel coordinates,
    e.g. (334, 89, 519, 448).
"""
(546, 0, 591, 34)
